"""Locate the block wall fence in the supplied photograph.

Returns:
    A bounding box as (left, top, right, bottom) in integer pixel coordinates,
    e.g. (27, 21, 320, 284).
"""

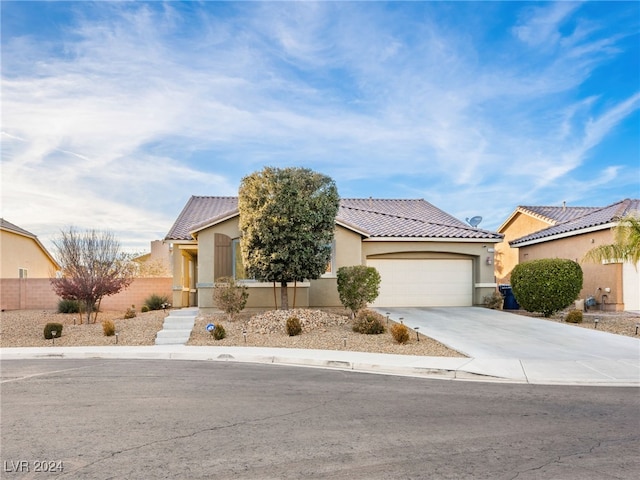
(0, 278, 173, 312)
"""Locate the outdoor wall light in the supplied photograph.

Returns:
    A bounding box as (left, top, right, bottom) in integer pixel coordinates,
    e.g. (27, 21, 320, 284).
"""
(594, 318, 599, 329)
(414, 326, 420, 342)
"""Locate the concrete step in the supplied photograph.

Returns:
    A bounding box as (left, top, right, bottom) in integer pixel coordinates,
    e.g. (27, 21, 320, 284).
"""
(154, 308, 198, 345)
(162, 317, 195, 330)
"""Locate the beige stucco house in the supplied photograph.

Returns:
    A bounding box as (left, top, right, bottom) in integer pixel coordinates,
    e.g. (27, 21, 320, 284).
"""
(0, 219, 61, 311)
(508, 199, 640, 312)
(0, 219, 59, 279)
(164, 197, 503, 312)
(495, 204, 601, 283)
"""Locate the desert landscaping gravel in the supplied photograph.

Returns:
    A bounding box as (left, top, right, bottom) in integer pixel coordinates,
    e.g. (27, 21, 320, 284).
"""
(1, 307, 638, 354)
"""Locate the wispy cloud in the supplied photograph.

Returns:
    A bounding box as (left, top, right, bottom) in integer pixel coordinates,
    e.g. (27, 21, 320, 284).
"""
(1, 1, 638, 248)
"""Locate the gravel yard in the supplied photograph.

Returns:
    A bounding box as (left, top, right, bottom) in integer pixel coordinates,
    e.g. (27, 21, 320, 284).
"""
(2, 307, 638, 354)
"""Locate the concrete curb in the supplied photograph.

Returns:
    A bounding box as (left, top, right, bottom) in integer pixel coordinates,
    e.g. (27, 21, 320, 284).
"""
(1, 346, 638, 387)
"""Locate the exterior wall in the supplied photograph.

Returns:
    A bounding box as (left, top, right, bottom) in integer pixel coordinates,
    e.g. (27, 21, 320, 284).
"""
(196, 218, 241, 310)
(362, 240, 498, 305)
(1, 278, 172, 311)
(175, 219, 499, 310)
(0, 230, 58, 278)
(495, 213, 551, 283)
(517, 229, 624, 311)
(309, 226, 363, 308)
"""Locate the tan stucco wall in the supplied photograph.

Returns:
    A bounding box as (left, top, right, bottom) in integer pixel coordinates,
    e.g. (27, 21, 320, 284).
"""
(0, 230, 58, 278)
(495, 213, 551, 283)
(517, 228, 624, 310)
(172, 218, 499, 310)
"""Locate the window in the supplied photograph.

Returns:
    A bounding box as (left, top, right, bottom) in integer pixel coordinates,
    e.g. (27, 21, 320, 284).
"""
(322, 241, 336, 277)
(232, 239, 251, 280)
(18, 268, 27, 279)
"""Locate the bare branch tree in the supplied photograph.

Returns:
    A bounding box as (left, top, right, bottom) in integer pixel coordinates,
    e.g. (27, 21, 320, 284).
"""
(50, 228, 135, 323)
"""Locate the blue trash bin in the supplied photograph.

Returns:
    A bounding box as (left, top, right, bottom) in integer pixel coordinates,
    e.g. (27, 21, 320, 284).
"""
(499, 285, 520, 310)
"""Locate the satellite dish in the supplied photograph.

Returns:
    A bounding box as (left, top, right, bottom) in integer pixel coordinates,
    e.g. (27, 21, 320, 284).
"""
(466, 216, 482, 228)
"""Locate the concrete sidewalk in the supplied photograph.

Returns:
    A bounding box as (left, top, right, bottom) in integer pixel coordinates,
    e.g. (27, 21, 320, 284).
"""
(1, 343, 638, 386)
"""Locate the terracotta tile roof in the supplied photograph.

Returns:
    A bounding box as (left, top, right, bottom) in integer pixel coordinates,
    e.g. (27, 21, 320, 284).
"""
(518, 205, 602, 224)
(165, 196, 503, 241)
(510, 199, 640, 246)
(0, 218, 36, 238)
(165, 196, 239, 241)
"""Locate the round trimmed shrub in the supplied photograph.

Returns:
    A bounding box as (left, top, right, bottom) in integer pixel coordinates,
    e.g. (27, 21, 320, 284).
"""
(337, 265, 381, 316)
(211, 323, 227, 340)
(352, 309, 386, 335)
(390, 323, 410, 344)
(511, 259, 583, 317)
(44, 323, 63, 340)
(565, 309, 583, 324)
(286, 317, 302, 336)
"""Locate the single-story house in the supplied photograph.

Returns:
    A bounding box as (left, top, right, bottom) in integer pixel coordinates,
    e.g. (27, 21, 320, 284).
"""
(0, 218, 59, 279)
(494, 204, 601, 283)
(0, 218, 61, 311)
(508, 198, 640, 312)
(164, 197, 503, 312)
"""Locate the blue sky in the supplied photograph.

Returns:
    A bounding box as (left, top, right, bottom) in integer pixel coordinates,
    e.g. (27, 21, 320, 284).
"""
(2, 1, 639, 252)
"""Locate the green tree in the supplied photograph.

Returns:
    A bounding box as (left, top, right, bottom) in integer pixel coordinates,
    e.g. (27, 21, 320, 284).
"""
(238, 167, 340, 310)
(511, 258, 583, 317)
(583, 214, 640, 266)
(337, 265, 381, 317)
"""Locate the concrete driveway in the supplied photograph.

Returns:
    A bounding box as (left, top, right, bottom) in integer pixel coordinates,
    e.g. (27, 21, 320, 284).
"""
(377, 307, 640, 384)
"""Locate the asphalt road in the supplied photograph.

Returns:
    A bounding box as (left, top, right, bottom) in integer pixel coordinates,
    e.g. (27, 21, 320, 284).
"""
(1, 359, 639, 479)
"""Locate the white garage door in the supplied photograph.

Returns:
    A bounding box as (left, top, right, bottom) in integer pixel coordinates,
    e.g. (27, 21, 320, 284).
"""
(368, 259, 473, 307)
(623, 262, 640, 311)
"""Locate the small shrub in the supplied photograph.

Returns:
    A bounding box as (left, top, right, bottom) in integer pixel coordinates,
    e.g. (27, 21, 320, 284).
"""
(44, 323, 63, 340)
(124, 306, 136, 319)
(337, 266, 382, 317)
(213, 277, 249, 321)
(141, 305, 150, 313)
(483, 291, 503, 310)
(57, 299, 81, 314)
(565, 309, 583, 324)
(352, 309, 386, 335)
(102, 320, 116, 336)
(286, 317, 302, 336)
(390, 323, 410, 344)
(144, 294, 170, 311)
(210, 323, 227, 340)
(511, 258, 583, 317)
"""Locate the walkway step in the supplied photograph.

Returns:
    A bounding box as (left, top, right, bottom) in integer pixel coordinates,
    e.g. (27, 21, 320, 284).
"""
(154, 309, 198, 345)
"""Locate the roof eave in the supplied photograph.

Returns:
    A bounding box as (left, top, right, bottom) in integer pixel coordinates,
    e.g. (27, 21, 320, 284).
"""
(509, 222, 615, 247)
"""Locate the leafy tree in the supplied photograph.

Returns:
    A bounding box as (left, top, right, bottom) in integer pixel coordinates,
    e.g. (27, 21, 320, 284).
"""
(583, 214, 640, 266)
(337, 265, 381, 317)
(50, 228, 135, 323)
(510, 258, 583, 317)
(238, 167, 340, 309)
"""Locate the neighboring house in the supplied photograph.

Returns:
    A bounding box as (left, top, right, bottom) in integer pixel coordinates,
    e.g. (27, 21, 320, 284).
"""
(0, 218, 59, 279)
(164, 197, 503, 311)
(133, 240, 172, 277)
(495, 204, 601, 283)
(508, 199, 640, 312)
(0, 219, 60, 310)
